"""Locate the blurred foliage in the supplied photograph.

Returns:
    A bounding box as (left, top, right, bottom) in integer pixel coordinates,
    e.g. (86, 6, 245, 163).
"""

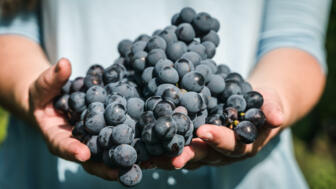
(0, 2, 336, 188)
(0, 108, 8, 144)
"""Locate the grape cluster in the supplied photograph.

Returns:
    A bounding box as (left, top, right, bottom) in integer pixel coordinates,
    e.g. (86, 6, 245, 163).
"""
(54, 7, 266, 187)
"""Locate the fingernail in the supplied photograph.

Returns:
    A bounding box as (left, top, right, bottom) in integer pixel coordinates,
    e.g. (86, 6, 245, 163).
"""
(199, 132, 213, 141)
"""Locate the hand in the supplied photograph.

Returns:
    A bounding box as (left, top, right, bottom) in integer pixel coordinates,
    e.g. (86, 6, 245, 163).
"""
(28, 58, 118, 180)
(153, 87, 287, 169)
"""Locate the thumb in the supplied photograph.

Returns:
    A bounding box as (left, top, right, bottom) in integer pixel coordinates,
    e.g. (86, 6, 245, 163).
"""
(30, 58, 72, 107)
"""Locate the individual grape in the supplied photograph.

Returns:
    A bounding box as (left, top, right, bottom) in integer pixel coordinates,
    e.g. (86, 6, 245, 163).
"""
(147, 49, 166, 66)
(181, 71, 205, 92)
(141, 123, 159, 144)
(207, 97, 218, 110)
(72, 121, 89, 142)
(225, 72, 244, 83)
(207, 74, 226, 94)
(138, 111, 156, 130)
(154, 116, 177, 140)
(179, 7, 196, 23)
(108, 82, 139, 99)
(241, 81, 253, 94)
(86, 135, 101, 159)
(174, 58, 195, 78)
(84, 112, 105, 134)
(158, 66, 179, 84)
(54, 94, 70, 113)
(163, 134, 185, 156)
(200, 86, 211, 99)
(144, 78, 158, 97)
(87, 102, 105, 114)
(162, 88, 180, 106)
(164, 25, 177, 33)
(181, 51, 202, 66)
(127, 97, 145, 120)
(180, 92, 204, 113)
(70, 77, 85, 92)
(216, 64, 231, 78)
(185, 134, 193, 145)
(131, 51, 147, 71)
(111, 124, 135, 145)
(118, 39, 132, 57)
(158, 29, 178, 45)
(145, 96, 162, 111)
(98, 126, 114, 149)
(105, 94, 127, 109)
(85, 85, 107, 104)
(154, 59, 174, 75)
(61, 80, 72, 94)
(210, 18, 220, 32)
(201, 30, 220, 46)
(200, 59, 217, 73)
(113, 144, 137, 167)
(188, 43, 207, 59)
(221, 80, 242, 100)
(192, 109, 208, 129)
(104, 64, 126, 84)
(141, 67, 154, 84)
(84, 74, 104, 89)
(87, 64, 104, 77)
(201, 41, 216, 58)
(131, 41, 147, 53)
(192, 12, 212, 35)
(195, 64, 212, 83)
(226, 95, 247, 112)
(174, 106, 188, 115)
(104, 103, 127, 125)
(119, 164, 143, 187)
(244, 108, 266, 127)
(175, 23, 196, 43)
(145, 36, 167, 51)
(153, 101, 174, 117)
(206, 114, 222, 126)
(244, 91, 264, 109)
(166, 41, 188, 62)
(171, 13, 180, 25)
(135, 34, 151, 43)
(172, 112, 193, 135)
(152, 29, 163, 36)
(234, 121, 257, 144)
(69, 92, 86, 113)
(155, 83, 180, 96)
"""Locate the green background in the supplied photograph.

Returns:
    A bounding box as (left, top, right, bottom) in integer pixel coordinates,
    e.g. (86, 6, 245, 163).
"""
(1, 3, 336, 188)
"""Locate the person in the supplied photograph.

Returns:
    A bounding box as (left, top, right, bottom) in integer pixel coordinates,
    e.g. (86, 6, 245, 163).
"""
(0, 0, 331, 188)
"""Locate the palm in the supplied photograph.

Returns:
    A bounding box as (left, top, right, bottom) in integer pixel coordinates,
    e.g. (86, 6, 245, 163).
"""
(29, 58, 118, 180)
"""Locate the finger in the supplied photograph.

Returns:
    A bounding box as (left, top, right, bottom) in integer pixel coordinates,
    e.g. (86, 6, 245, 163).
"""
(196, 125, 249, 157)
(82, 161, 119, 181)
(170, 138, 209, 169)
(42, 120, 90, 162)
(30, 58, 72, 107)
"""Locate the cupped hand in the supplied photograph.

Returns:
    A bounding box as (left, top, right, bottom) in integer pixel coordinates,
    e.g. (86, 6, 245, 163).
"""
(153, 86, 287, 169)
(28, 58, 118, 180)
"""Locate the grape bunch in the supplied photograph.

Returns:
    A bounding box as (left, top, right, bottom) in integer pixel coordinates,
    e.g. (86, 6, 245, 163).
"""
(53, 7, 266, 187)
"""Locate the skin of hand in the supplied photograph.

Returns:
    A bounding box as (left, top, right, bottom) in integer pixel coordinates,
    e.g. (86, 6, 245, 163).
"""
(151, 48, 326, 170)
(0, 36, 118, 181)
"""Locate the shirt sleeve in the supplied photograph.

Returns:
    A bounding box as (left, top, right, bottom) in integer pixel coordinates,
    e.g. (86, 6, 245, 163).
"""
(0, 10, 42, 44)
(257, 0, 332, 73)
